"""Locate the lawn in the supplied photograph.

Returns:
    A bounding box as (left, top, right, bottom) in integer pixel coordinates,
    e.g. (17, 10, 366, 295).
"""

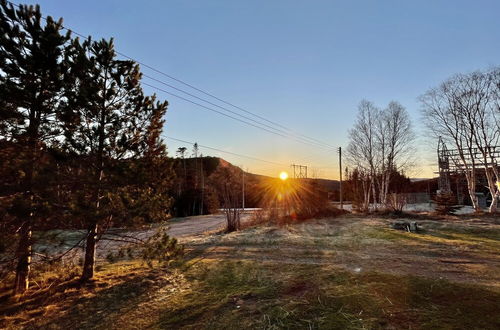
(1, 213, 499, 329)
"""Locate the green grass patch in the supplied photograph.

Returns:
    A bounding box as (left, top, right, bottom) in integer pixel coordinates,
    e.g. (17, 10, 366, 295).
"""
(366, 223, 499, 252)
(365, 227, 413, 241)
(437, 226, 500, 241)
(156, 261, 500, 329)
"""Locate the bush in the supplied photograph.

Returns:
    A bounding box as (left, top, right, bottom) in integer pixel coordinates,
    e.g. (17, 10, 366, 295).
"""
(141, 227, 184, 268)
(385, 193, 408, 213)
(245, 208, 279, 228)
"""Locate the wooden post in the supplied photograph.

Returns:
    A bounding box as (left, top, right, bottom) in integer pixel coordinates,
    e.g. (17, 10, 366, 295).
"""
(339, 147, 343, 209)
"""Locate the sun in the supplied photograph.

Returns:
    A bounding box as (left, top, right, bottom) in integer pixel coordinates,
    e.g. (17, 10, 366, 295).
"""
(279, 171, 289, 181)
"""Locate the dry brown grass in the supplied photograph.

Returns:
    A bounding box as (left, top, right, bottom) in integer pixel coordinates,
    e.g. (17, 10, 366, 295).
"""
(0, 260, 186, 329)
(1, 213, 499, 329)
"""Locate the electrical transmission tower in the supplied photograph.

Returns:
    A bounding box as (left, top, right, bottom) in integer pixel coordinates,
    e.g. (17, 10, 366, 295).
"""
(291, 164, 308, 179)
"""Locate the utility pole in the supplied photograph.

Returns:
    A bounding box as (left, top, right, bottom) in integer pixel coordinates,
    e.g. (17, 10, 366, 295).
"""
(242, 167, 245, 211)
(338, 147, 343, 209)
(192, 143, 198, 216)
(200, 155, 204, 215)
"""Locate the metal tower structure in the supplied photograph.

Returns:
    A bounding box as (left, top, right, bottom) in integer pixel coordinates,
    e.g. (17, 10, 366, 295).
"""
(437, 136, 500, 193)
(291, 164, 308, 179)
(437, 137, 451, 193)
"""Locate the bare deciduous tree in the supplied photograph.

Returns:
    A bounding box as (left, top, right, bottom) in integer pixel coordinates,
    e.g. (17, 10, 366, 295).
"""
(211, 165, 242, 232)
(468, 71, 500, 212)
(347, 100, 415, 210)
(377, 101, 415, 205)
(347, 100, 379, 210)
(421, 68, 499, 212)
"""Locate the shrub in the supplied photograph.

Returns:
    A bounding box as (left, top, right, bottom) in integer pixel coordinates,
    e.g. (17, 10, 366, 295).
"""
(245, 208, 279, 227)
(141, 227, 184, 268)
(385, 193, 408, 213)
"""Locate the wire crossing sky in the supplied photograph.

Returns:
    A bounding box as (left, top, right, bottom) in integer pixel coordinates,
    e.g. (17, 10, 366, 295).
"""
(20, 0, 500, 179)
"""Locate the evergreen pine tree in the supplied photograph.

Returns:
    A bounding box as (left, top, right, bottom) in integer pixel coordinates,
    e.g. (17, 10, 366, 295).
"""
(61, 37, 169, 281)
(0, 0, 70, 293)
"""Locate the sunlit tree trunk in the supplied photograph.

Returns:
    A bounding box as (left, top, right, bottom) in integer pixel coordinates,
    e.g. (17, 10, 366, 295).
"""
(14, 221, 32, 293)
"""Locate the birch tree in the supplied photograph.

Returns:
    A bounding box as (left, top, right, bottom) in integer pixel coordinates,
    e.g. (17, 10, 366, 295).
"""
(376, 102, 414, 205)
(346, 100, 379, 210)
(347, 100, 415, 210)
(421, 69, 500, 212)
(467, 70, 499, 212)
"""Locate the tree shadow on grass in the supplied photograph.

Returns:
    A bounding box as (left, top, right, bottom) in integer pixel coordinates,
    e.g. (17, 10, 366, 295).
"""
(0, 265, 172, 329)
(35, 271, 164, 329)
(153, 261, 500, 330)
(17, 274, 158, 329)
(1, 242, 215, 329)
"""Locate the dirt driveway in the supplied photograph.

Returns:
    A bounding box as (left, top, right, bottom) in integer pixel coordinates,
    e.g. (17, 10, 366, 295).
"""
(33, 212, 254, 262)
(167, 212, 251, 237)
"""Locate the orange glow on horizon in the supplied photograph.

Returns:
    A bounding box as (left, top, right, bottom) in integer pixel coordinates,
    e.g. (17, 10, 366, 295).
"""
(279, 171, 289, 180)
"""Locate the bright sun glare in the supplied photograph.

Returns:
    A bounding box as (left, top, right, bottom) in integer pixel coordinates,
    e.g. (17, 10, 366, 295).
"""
(279, 171, 288, 180)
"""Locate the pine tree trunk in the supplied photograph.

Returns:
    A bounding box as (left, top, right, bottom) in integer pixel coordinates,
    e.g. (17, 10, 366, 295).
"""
(14, 222, 32, 294)
(81, 223, 98, 281)
(81, 167, 102, 282)
(14, 118, 37, 294)
(81, 90, 106, 282)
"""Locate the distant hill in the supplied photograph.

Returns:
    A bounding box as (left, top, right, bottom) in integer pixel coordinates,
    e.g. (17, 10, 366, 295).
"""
(175, 156, 340, 192)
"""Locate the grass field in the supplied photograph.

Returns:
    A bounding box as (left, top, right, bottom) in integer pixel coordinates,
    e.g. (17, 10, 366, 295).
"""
(1, 213, 499, 329)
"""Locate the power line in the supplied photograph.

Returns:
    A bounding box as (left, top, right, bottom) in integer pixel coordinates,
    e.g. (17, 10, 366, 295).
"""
(6, 0, 340, 179)
(6, 0, 337, 151)
(142, 74, 333, 149)
(295, 150, 338, 163)
(118, 51, 336, 149)
(166, 136, 338, 179)
(143, 81, 334, 150)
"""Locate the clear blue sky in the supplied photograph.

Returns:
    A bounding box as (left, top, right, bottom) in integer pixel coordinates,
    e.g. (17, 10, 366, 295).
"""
(25, 0, 500, 178)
